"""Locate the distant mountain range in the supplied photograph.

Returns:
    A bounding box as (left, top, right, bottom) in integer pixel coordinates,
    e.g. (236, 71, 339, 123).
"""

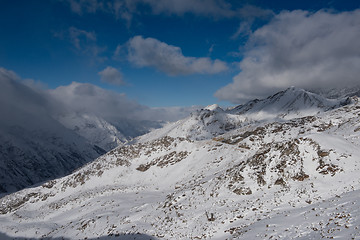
(0, 76, 165, 194)
(137, 87, 350, 142)
(1, 86, 359, 239)
(309, 85, 360, 99)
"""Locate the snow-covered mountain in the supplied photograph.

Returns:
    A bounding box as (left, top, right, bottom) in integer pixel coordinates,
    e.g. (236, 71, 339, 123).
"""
(137, 87, 350, 142)
(0, 90, 359, 239)
(0, 122, 105, 195)
(0, 72, 168, 194)
(0, 75, 105, 194)
(310, 85, 360, 99)
(56, 112, 128, 151)
(48, 81, 169, 152)
(55, 112, 166, 152)
(229, 86, 350, 117)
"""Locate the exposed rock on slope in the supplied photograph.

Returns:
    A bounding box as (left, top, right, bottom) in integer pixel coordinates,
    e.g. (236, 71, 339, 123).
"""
(0, 94, 359, 239)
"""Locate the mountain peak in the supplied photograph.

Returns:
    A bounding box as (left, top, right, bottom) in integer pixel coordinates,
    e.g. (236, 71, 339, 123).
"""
(230, 87, 347, 119)
(136, 88, 351, 143)
(204, 104, 223, 111)
(287, 85, 297, 91)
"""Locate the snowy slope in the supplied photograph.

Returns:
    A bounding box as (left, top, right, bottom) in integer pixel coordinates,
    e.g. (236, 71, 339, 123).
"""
(0, 74, 168, 194)
(0, 123, 105, 194)
(0, 96, 359, 239)
(56, 112, 166, 152)
(228, 86, 350, 118)
(49, 81, 168, 151)
(56, 112, 127, 151)
(135, 105, 242, 142)
(310, 85, 360, 99)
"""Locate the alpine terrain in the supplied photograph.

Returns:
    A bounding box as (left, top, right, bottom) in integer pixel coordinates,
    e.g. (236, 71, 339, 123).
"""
(1, 88, 360, 239)
(0, 75, 106, 195)
(0, 72, 163, 195)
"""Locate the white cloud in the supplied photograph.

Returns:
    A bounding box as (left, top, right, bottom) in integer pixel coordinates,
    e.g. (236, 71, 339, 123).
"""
(231, 21, 252, 39)
(0, 68, 56, 128)
(48, 81, 199, 137)
(231, 6, 274, 40)
(138, 0, 233, 17)
(66, 27, 106, 62)
(1, 67, 195, 128)
(208, 44, 215, 54)
(216, 9, 360, 103)
(235, 4, 274, 19)
(0, 66, 200, 148)
(50, 82, 144, 120)
(69, 27, 96, 49)
(64, 0, 234, 18)
(62, 0, 272, 26)
(127, 36, 228, 75)
(98, 66, 125, 85)
(0, 67, 19, 82)
(66, 0, 104, 15)
(49, 81, 196, 122)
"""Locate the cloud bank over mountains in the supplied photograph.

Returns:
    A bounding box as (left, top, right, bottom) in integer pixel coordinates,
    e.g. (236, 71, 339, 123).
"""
(0, 67, 198, 133)
(0, 68, 56, 129)
(49, 81, 197, 122)
(215, 9, 360, 103)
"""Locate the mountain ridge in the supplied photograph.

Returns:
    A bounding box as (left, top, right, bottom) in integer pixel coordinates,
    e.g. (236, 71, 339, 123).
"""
(0, 75, 107, 194)
(0, 75, 168, 194)
(0, 90, 359, 239)
(136, 87, 351, 143)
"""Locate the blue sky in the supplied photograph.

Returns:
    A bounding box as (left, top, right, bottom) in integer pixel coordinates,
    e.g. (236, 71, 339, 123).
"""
(1, 0, 359, 107)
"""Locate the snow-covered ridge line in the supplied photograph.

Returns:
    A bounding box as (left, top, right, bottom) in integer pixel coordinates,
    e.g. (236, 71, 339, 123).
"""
(136, 87, 351, 143)
(0, 94, 359, 239)
(56, 112, 128, 151)
(227, 86, 351, 115)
